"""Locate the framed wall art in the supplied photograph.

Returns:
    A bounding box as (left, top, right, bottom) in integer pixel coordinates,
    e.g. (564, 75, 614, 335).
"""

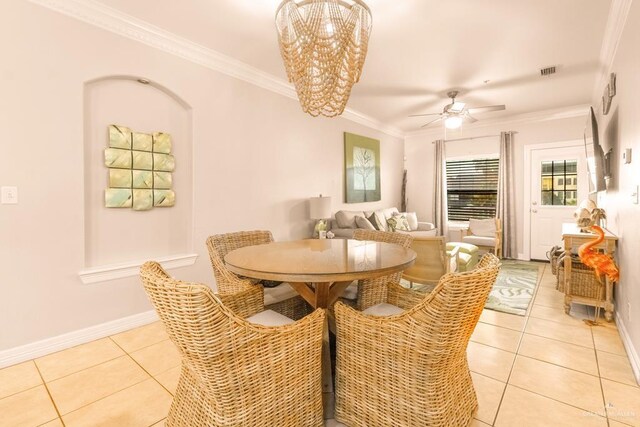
(344, 132, 381, 203)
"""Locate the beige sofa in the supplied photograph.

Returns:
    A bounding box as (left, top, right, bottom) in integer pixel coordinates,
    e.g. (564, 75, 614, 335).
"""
(328, 207, 437, 239)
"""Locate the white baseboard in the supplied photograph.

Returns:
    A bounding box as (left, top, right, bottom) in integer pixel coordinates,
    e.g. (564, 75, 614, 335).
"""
(0, 310, 158, 369)
(615, 311, 640, 386)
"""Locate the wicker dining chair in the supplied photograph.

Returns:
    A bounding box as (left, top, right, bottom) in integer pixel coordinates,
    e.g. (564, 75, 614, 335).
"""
(352, 229, 414, 310)
(334, 254, 501, 427)
(206, 230, 311, 319)
(402, 236, 459, 286)
(140, 261, 325, 427)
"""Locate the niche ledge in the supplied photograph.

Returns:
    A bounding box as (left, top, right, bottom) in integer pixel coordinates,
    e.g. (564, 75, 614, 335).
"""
(79, 253, 198, 284)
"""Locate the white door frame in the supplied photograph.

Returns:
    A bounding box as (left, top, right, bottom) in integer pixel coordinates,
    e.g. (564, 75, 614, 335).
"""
(523, 139, 585, 260)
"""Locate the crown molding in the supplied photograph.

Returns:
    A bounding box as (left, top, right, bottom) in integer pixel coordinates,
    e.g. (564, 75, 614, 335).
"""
(404, 104, 590, 138)
(591, 0, 633, 103)
(28, 0, 405, 139)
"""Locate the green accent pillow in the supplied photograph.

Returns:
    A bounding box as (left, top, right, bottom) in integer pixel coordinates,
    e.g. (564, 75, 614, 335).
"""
(355, 216, 376, 230)
(387, 214, 411, 232)
(367, 213, 381, 230)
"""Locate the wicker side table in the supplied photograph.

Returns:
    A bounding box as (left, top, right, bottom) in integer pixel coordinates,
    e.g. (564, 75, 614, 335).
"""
(561, 223, 618, 321)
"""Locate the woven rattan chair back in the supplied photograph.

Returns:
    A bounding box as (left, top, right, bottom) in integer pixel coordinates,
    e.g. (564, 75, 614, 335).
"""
(412, 254, 500, 361)
(352, 229, 413, 248)
(352, 229, 413, 310)
(402, 236, 448, 285)
(335, 253, 501, 427)
(206, 230, 273, 293)
(140, 261, 325, 427)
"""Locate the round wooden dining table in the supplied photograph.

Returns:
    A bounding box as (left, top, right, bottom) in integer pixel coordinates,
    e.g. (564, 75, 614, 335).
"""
(225, 238, 416, 418)
(224, 238, 417, 309)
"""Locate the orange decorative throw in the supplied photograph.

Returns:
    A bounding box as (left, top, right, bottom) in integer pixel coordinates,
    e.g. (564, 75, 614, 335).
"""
(578, 225, 619, 283)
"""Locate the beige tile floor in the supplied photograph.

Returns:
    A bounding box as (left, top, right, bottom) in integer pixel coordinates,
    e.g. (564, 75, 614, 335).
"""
(0, 262, 638, 426)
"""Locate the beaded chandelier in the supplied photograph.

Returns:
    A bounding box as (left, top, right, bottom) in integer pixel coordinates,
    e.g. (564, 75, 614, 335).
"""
(276, 0, 372, 117)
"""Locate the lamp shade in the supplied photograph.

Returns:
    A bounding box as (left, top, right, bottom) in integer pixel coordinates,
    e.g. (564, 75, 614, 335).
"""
(310, 195, 332, 219)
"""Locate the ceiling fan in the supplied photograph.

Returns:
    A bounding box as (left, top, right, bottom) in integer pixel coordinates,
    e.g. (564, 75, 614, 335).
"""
(410, 91, 506, 129)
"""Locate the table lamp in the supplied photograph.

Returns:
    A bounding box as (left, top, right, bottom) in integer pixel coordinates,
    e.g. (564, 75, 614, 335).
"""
(310, 194, 332, 239)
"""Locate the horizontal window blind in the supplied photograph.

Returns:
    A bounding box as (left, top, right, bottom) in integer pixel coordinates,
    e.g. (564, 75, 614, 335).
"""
(446, 158, 499, 221)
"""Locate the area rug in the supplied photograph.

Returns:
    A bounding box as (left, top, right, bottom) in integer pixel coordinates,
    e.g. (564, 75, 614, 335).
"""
(484, 261, 539, 316)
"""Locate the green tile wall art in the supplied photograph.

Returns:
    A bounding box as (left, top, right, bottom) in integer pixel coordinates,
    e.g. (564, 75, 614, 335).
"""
(104, 125, 176, 211)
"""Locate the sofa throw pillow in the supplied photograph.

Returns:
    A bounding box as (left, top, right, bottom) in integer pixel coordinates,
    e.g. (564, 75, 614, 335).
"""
(387, 213, 411, 232)
(401, 212, 419, 230)
(367, 213, 381, 230)
(374, 210, 389, 231)
(335, 210, 365, 229)
(355, 216, 376, 230)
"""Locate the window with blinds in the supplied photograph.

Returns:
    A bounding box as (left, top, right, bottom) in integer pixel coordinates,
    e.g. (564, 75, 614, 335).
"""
(446, 158, 499, 221)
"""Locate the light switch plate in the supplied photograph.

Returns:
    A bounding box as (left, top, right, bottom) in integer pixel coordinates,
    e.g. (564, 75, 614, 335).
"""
(1, 186, 18, 204)
(633, 185, 639, 205)
(624, 148, 632, 164)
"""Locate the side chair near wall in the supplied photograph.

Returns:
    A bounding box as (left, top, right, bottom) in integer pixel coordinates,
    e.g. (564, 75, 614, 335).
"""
(206, 230, 311, 319)
(334, 254, 501, 427)
(140, 261, 325, 427)
(351, 229, 414, 310)
(461, 218, 503, 258)
(402, 236, 459, 286)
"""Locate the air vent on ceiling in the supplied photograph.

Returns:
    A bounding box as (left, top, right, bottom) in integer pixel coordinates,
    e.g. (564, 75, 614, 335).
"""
(540, 66, 556, 76)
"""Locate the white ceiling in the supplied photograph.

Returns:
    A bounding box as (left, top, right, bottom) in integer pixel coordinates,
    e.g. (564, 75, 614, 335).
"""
(96, 0, 611, 132)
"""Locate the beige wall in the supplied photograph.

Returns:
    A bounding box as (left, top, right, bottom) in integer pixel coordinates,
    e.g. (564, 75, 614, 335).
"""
(0, 2, 403, 351)
(404, 115, 587, 257)
(593, 1, 640, 368)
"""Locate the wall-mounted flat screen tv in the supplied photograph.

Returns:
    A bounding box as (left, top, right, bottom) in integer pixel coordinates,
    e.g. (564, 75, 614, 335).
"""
(584, 107, 607, 193)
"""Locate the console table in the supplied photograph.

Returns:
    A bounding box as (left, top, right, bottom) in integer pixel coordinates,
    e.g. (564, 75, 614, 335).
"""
(562, 223, 618, 321)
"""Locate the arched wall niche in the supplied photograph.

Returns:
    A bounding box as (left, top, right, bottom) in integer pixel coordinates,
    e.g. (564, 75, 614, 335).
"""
(83, 75, 194, 270)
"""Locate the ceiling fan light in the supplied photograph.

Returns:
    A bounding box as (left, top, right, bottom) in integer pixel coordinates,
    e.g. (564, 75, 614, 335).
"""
(444, 115, 463, 129)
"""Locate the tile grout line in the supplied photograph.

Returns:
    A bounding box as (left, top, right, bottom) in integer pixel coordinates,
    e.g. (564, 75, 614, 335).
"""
(32, 337, 127, 384)
(108, 337, 174, 427)
(33, 360, 66, 427)
(592, 327, 612, 426)
(521, 264, 628, 424)
(506, 383, 609, 421)
(45, 338, 167, 421)
(38, 352, 126, 384)
(0, 382, 42, 402)
(488, 261, 546, 425)
(108, 337, 177, 398)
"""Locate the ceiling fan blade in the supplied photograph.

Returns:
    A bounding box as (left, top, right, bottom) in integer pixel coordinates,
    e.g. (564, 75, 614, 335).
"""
(409, 112, 442, 117)
(450, 101, 466, 113)
(467, 105, 506, 113)
(420, 117, 443, 128)
(465, 113, 478, 123)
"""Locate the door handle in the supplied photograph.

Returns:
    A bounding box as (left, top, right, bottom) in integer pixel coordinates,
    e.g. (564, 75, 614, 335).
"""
(532, 209, 538, 213)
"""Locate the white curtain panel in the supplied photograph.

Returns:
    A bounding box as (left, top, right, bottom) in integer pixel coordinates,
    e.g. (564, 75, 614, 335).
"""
(497, 131, 516, 258)
(433, 139, 448, 237)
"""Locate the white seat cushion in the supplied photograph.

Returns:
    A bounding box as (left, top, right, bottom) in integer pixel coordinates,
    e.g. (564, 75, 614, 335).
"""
(341, 281, 358, 300)
(462, 235, 496, 247)
(362, 302, 404, 317)
(264, 282, 299, 306)
(468, 219, 496, 237)
(247, 309, 294, 327)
